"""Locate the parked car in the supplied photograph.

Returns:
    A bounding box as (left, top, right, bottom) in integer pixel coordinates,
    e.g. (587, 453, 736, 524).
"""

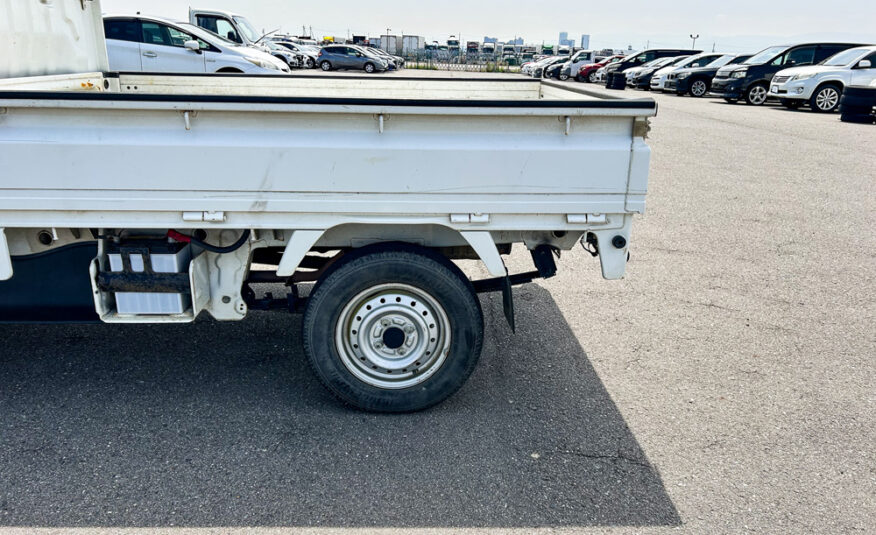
(545, 61, 567, 80)
(273, 40, 320, 68)
(263, 40, 302, 69)
(665, 54, 752, 96)
(103, 15, 289, 74)
(577, 55, 624, 83)
(557, 50, 597, 81)
(768, 46, 876, 112)
(602, 48, 702, 80)
(367, 47, 406, 69)
(711, 42, 864, 105)
(642, 53, 723, 91)
(626, 57, 682, 89)
(318, 45, 389, 73)
(532, 56, 568, 78)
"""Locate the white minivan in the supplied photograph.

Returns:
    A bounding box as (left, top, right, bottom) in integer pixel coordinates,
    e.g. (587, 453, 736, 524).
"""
(103, 15, 289, 74)
(768, 45, 876, 112)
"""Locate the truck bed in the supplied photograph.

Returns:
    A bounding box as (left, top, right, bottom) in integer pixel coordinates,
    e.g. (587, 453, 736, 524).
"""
(0, 72, 655, 232)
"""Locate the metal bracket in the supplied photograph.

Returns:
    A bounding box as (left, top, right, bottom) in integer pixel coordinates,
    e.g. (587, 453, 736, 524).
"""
(376, 113, 388, 133)
(182, 110, 198, 131)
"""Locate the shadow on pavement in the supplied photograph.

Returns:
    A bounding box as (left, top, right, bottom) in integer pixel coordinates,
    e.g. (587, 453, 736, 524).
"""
(0, 284, 679, 528)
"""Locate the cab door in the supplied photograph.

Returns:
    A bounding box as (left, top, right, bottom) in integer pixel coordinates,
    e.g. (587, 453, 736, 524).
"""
(139, 21, 207, 73)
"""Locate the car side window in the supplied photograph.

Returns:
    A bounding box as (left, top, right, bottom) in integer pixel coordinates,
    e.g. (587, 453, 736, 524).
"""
(196, 15, 240, 43)
(347, 48, 360, 56)
(861, 52, 876, 67)
(141, 22, 173, 46)
(784, 47, 815, 66)
(104, 19, 140, 43)
(815, 45, 846, 63)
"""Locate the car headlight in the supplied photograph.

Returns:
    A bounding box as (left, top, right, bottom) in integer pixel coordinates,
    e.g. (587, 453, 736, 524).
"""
(730, 69, 747, 79)
(247, 57, 280, 70)
(677, 72, 690, 79)
(791, 73, 815, 81)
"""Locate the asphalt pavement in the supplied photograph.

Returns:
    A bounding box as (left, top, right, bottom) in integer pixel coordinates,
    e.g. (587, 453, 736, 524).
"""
(0, 75, 873, 535)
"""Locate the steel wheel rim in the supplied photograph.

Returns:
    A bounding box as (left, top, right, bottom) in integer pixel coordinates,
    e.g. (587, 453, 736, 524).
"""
(335, 283, 452, 390)
(588, 72, 596, 83)
(691, 80, 707, 96)
(816, 88, 839, 110)
(365, 64, 374, 73)
(750, 86, 767, 104)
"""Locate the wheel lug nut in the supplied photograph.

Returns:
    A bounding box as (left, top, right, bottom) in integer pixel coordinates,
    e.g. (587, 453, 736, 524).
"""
(381, 319, 390, 327)
(375, 342, 383, 349)
(398, 349, 406, 356)
(404, 326, 415, 334)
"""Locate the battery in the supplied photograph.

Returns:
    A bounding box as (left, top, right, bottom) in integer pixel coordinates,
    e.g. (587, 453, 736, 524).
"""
(107, 242, 192, 315)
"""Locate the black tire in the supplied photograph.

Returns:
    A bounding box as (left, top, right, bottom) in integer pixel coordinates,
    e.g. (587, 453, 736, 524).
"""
(559, 73, 569, 81)
(306, 57, 315, 69)
(588, 71, 598, 83)
(688, 78, 709, 97)
(575, 74, 586, 83)
(780, 98, 803, 110)
(303, 244, 484, 413)
(744, 83, 769, 105)
(364, 62, 376, 73)
(809, 84, 842, 113)
(320, 61, 332, 71)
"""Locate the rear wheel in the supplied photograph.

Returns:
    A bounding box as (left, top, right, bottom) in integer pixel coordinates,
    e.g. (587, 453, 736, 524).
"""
(364, 62, 376, 73)
(306, 57, 315, 69)
(810, 84, 841, 113)
(559, 73, 569, 81)
(320, 60, 332, 71)
(303, 245, 484, 413)
(745, 83, 769, 105)
(689, 79, 709, 97)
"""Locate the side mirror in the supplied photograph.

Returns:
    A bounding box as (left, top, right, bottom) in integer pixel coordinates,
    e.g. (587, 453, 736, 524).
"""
(859, 59, 872, 69)
(184, 40, 200, 52)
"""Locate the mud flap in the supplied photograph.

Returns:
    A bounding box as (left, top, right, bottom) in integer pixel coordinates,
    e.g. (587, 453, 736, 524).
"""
(502, 275, 515, 333)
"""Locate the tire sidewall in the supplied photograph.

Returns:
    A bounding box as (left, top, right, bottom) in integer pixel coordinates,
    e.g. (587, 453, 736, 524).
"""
(320, 61, 332, 71)
(303, 249, 483, 412)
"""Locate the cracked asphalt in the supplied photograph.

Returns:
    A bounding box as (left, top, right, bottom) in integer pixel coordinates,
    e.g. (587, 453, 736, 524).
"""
(0, 74, 874, 534)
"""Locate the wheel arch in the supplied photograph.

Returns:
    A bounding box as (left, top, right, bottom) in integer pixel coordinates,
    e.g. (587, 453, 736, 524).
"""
(276, 224, 507, 279)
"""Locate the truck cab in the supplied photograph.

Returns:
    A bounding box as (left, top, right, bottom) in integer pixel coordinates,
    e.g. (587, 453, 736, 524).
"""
(189, 8, 263, 48)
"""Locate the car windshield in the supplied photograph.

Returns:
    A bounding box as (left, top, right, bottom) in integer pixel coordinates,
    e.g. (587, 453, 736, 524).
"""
(708, 54, 737, 68)
(820, 48, 867, 66)
(233, 16, 260, 43)
(744, 46, 788, 65)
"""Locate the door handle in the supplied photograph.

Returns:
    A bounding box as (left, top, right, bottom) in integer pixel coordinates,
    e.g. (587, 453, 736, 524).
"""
(142, 51, 158, 58)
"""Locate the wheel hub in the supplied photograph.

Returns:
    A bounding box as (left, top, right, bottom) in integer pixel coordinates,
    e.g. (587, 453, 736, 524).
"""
(335, 284, 451, 389)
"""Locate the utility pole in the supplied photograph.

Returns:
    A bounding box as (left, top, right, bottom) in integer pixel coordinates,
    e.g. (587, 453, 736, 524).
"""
(690, 34, 699, 49)
(712, 42, 716, 52)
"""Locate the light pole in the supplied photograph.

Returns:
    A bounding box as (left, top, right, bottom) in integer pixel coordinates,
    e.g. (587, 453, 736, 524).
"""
(690, 34, 700, 49)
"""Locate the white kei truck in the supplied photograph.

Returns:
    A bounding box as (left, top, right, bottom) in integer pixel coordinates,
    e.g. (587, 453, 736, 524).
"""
(0, 0, 656, 412)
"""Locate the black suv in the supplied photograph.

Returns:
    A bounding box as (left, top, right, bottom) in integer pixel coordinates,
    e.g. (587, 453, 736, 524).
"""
(666, 54, 752, 97)
(711, 43, 863, 105)
(603, 48, 702, 77)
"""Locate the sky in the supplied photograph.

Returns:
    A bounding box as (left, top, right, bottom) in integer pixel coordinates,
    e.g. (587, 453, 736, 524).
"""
(101, 0, 876, 52)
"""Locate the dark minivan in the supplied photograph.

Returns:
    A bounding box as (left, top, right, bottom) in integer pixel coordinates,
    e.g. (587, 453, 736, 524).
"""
(711, 43, 863, 105)
(603, 48, 702, 77)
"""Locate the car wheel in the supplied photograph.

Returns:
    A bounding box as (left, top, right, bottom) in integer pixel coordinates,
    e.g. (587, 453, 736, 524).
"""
(810, 84, 841, 113)
(575, 74, 586, 82)
(588, 71, 597, 83)
(745, 83, 769, 106)
(779, 98, 803, 110)
(364, 62, 376, 73)
(320, 61, 332, 71)
(306, 58, 315, 69)
(689, 79, 709, 97)
(303, 245, 484, 413)
(559, 73, 569, 81)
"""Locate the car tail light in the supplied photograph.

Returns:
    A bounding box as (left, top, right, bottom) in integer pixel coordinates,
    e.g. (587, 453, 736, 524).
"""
(318, 50, 323, 56)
